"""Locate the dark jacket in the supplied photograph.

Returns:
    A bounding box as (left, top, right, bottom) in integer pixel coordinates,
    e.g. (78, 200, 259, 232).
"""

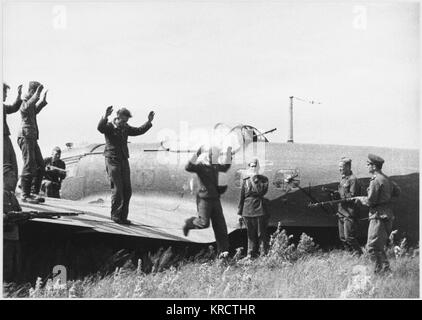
(44, 157, 66, 185)
(238, 174, 269, 217)
(3, 97, 22, 136)
(97, 117, 152, 160)
(185, 162, 231, 199)
(17, 93, 47, 140)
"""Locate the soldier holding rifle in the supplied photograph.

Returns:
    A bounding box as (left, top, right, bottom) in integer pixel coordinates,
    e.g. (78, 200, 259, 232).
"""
(3, 189, 79, 283)
(356, 154, 401, 274)
(323, 158, 362, 254)
(3, 190, 24, 283)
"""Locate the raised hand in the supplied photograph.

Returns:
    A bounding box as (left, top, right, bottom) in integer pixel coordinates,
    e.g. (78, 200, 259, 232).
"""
(148, 111, 155, 122)
(42, 90, 48, 103)
(17, 85, 23, 96)
(196, 145, 204, 157)
(105, 106, 113, 118)
(36, 84, 44, 95)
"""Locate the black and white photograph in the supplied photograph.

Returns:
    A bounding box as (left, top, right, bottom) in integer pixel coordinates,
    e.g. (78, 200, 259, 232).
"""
(1, 0, 420, 302)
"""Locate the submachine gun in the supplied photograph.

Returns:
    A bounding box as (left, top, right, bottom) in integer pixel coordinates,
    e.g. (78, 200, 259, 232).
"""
(307, 197, 360, 209)
(4, 211, 80, 224)
(308, 186, 366, 209)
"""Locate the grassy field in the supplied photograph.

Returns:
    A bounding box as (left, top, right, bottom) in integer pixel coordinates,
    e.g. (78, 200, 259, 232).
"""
(4, 226, 419, 299)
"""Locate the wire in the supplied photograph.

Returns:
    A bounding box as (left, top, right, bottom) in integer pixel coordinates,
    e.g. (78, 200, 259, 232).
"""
(293, 96, 322, 104)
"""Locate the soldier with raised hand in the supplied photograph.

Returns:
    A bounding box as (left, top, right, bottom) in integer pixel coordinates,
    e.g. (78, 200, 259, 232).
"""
(97, 106, 154, 224)
(183, 145, 232, 258)
(357, 154, 401, 274)
(335, 157, 362, 255)
(17, 81, 48, 204)
(3, 83, 23, 192)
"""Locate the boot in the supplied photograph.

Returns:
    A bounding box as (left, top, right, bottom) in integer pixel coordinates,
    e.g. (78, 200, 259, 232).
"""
(20, 176, 39, 204)
(20, 194, 40, 204)
(183, 217, 195, 236)
(31, 193, 45, 203)
(111, 215, 122, 224)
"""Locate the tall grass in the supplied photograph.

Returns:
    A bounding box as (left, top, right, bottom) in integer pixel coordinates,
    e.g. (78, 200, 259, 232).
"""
(4, 224, 419, 299)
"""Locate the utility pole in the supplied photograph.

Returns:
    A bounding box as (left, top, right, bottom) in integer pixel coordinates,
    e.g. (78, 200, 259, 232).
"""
(287, 96, 294, 143)
(287, 96, 321, 143)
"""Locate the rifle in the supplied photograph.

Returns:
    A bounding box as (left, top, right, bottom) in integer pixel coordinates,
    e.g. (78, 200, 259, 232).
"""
(4, 211, 79, 224)
(283, 174, 335, 215)
(307, 197, 360, 208)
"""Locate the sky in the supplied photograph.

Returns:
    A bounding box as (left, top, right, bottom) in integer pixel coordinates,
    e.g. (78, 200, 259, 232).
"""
(2, 0, 420, 159)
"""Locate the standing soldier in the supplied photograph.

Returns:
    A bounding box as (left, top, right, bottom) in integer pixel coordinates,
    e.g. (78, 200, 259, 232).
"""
(41, 147, 67, 198)
(332, 157, 362, 254)
(3, 190, 24, 283)
(237, 158, 270, 259)
(183, 146, 232, 257)
(3, 83, 22, 192)
(17, 81, 48, 204)
(97, 106, 154, 224)
(357, 154, 401, 273)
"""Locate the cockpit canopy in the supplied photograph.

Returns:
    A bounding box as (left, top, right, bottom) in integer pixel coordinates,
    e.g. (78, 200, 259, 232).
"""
(160, 123, 269, 153)
(229, 124, 269, 144)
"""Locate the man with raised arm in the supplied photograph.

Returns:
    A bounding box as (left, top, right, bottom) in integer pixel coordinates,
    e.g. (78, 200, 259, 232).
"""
(3, 83, 22, 192)
(17, 81, 48, 204)
(97, 106, 154, 224)
(183, 145, 232, 257)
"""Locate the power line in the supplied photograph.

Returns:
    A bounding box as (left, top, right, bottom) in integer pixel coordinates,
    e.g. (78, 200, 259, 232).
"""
(293, 96, 322, 104)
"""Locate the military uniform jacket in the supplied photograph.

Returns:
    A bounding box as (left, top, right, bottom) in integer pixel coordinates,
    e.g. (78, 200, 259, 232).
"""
(3, 190, 22, 240)
(185, 162, 231, 199)
(3, 96, 22, 136)
(238, 174, 269, 217)
(17, 93, 47, 140)
(97, 117, 152, 160)
(337, 173, 360, 218)
(44, 157, 67, 185)
(366, 172, 400, 220)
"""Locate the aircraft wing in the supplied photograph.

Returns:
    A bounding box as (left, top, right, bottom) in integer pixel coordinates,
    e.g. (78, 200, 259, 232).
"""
(19, 196, 239, 244)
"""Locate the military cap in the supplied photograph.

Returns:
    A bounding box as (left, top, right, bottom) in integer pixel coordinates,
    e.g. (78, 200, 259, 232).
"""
(117, 107, 132, 118)
(367, 154, 384, 166)
(52, 146, 61, 153)
(28, 81, 41, 91)
(339, 157, 352, 165)
(3, 83, 10, 90)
